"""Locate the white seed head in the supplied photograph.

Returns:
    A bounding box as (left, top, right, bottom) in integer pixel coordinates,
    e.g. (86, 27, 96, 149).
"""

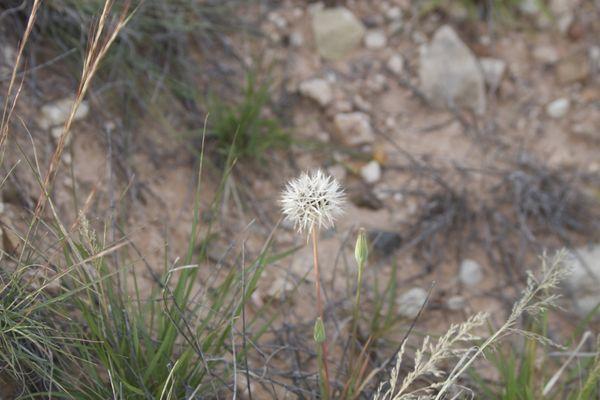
(280, 170, 345, 233)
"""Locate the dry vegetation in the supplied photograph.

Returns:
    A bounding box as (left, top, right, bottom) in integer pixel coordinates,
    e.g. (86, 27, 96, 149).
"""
(0, 0, 598, 399)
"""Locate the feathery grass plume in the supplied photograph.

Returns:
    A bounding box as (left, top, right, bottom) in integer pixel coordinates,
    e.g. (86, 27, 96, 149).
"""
(373, 250, 571, 400)
(280, 169, 345, 234)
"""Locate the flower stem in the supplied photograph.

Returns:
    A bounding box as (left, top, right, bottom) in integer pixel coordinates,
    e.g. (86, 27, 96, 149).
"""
(311, 224, 331, 398)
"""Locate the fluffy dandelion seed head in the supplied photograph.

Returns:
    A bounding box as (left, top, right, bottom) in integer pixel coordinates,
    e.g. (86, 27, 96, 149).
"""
(280, 170, 345, 234)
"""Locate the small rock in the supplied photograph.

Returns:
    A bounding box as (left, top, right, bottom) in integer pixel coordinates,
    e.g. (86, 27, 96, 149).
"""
(364, 30, 387, 50)
(589, 46, 600, 75)
(397, 287, 428, 318)
(533, 45, 560, 64)
(386, 54, 404, 75)
(556, 52, 590, 84)
(446, 295, 466, 311)
(385, 6, 403, 21)
(299, 78, 333, 107)
(333, 112, 376, 146)
(290, 31, 304, 47)
(479, 57, 507, 91)
(38, 97, 90, 130)
(564, 245, 600, 317)
(268, 12, 287, 30)
(546, 98, 570, 119)
(0, 45, 17, 77)
(459, 259, 483, 287)
(419, 25, 486, 115)
(312, 7, 365, 60)
(519, 0, 541, 15)
(368, 230, 402, 256)
(360, 160, 382, 184)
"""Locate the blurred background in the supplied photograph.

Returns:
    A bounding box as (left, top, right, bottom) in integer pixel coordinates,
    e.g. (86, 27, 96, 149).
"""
(0, 0, 598, 398)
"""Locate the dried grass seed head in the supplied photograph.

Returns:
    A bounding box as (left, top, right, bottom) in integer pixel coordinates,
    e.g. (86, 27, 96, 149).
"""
(280, 170, 345, 233)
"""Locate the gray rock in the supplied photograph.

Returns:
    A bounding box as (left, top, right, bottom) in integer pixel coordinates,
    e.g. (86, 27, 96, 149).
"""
(299, 78, 333, 107)
(364, 30, 387, 50)
(419, 25, 486, 115)
(479, 57, 507, 91)
(564, 245, 600, 317)
(333, 112, 375, 146)
(546, 98, 570, 119)
(386, 54, 404, 75)
(446, 295, 466, 311)
(397, 287, 428, 318)
(312, 7, 365, 60)
(459, 259, 483, 287)
(38, 97, 90, 130)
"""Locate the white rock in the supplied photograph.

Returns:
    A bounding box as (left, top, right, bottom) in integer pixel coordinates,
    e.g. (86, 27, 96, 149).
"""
(299, 78, 333, 107)
(333, 112, 375, 146)
(361, 160, 382, 184)
(419, 25, 486, 115)
(290, 31, 304, 47)
(546, 98, 570, 118)
(39, 98, 89, 130)
(459, 259, 483, 287)
(479, 57, 507, 90)
(386, 54, 404, 75)
(385, 6, 403, 21)
(397, 287, 428, 318)
(533, 45, 560, 64)
(564, 245, 600, 317)
(312, 7, 365, 60)
(364, 30, 387, 50)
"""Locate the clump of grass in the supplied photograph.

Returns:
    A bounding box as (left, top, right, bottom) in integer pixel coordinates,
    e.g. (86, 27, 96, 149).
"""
(0, 266, 75, 397)
(209, 73, 289, 162)
(1, 0, 245, 112)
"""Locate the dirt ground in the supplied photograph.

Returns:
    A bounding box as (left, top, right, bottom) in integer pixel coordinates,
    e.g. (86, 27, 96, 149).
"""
(0, 0, 598, 397)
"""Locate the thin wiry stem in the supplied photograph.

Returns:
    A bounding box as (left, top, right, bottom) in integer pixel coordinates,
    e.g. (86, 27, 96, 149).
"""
(312, 224, 331, 398)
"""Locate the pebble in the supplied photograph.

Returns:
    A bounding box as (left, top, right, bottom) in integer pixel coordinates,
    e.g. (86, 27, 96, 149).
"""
(312, 7, 365, 60)
(38, 97, 90, 130)
(290, 31, 304, 47)
(360, 160, 382, 184)
(397, 287, 428, 318)
(333, 112, 376, 146)
(364, 30, 387, 50)
(479, 57, 507, 91)
(386, 54, 404, 75)
(385, 6, 403, 21)
(459, 259, 484, 287)
(419, 25, 486, 115)
(546, 98, 570, 118)
(299, 78, 333, 107)
(564, 245, 600, 317)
